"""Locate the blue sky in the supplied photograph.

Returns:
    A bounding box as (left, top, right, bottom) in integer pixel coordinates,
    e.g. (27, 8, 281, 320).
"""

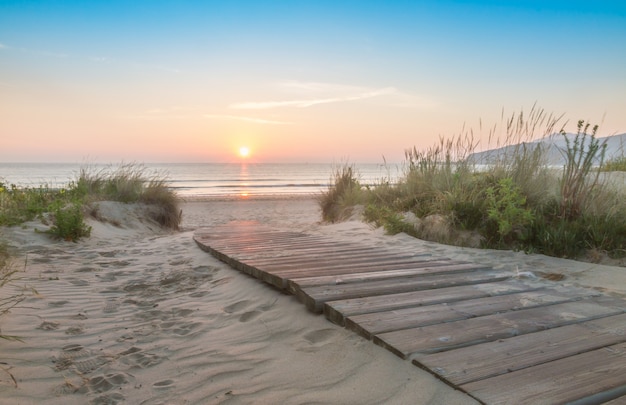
(1, 1, 625, 162)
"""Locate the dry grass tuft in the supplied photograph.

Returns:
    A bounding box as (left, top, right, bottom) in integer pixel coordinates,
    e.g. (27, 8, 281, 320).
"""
(77, 163, 181, 230)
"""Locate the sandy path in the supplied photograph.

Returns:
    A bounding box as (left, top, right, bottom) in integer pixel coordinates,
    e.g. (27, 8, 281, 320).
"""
(1, 198, 477, 405)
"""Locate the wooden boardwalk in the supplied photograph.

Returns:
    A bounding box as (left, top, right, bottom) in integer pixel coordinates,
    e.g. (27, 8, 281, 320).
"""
(194, 221, 626, 405)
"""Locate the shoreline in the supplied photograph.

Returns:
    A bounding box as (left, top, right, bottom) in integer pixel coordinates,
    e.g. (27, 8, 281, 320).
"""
(178, 192, 321, 203)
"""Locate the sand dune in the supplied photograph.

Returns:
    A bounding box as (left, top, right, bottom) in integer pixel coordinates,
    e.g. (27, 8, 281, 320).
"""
(1, 198, 477, 405)
(2, 197, 625, 404)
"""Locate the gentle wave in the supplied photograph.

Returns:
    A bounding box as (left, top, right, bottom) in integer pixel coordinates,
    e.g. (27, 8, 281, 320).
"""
(0, 162, 401, 198)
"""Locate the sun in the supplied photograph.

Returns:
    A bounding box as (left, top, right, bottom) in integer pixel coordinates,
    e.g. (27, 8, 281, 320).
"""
(238, 146, 250, 158)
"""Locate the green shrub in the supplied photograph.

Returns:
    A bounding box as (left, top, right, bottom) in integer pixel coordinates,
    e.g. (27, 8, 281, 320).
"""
(0, 182, 62, 226)
(48, 202, 92, 242)
(485, 177, 534, 245)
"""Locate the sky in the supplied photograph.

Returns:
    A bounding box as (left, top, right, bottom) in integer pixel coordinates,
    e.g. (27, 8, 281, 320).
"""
(1, 0, 625, 163)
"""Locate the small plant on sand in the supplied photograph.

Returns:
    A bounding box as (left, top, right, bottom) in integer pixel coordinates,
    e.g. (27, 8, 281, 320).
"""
(485, 177, 534, 246)
(47, 201, 92, 242)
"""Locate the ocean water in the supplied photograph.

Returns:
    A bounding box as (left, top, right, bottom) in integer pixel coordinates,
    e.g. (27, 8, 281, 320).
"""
(0, 162, 401, 198)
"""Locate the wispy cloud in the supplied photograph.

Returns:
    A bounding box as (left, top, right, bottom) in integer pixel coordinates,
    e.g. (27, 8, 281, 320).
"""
(0, 43, 7, 50)
(277, 80, 369, 93)
(231, 87, 397, 110)
(275, 80, 440, 110)
(204, 114, 293, 125)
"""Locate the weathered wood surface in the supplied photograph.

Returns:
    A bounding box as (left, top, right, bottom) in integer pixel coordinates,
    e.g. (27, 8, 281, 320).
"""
(194, 222, 626, 405)
(419, 312, 626, 385)
(324, 280, 537, 325)
(346, 288, 600, 339)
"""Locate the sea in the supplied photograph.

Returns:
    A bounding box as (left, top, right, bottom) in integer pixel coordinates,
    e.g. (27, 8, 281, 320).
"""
(0, 162, 402, 199)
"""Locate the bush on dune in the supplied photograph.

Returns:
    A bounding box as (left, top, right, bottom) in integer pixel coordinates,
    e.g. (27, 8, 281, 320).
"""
(320, 107, 626, 262)
(76, 163, 181, 230)
(0, 162, 181, 242)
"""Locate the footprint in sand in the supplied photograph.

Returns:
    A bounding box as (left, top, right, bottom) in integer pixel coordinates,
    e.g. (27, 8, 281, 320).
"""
(152, 379, 175, 390)
(223, 300, 251, 314)
(90, 392, 125, 405)
(303, 328, 339, 345)
(119, 347, 164, 369)
(103, 299, 120, 314)
(172, 308, 195, 317)
(168, 257, 189, 266)
(65, 325, 84, 335)
(169, 321, 202, 336)
(37, 321, 60, 330)
(87, 372, 132, 394)
(54, 344, 108, 374)
(239, 310, 262, 322)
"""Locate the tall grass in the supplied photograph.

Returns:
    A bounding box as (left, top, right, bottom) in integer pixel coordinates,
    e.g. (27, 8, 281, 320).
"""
(559, 120, 607, 219)
(320, 108, 626, 261)
(77, 163, 181, 229)
(319, 163, 363, 223)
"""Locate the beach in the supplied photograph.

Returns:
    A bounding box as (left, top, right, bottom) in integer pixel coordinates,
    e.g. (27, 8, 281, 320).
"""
(1, 196, 625, 404)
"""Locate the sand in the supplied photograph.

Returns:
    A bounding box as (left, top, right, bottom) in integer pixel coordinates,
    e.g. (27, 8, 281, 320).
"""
(1, 196, 624, 404)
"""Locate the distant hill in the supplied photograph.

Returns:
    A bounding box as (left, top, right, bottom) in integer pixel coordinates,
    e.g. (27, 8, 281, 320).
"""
(467, 133, 626, 166)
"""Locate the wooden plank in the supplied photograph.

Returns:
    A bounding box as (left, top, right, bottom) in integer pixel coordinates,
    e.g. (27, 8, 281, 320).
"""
(266, 259, 483, 286)
(209, 237, 338, 253)
(418, 312, 626, 386)
(289, 262, 489, 290)
(346, 288, 595, 339)
(229, 246, 372, 263)
(194, 229, 300, 242)
(242, 246, 386, 264)
(297, 270, 512, 312)
(250, 253, 432, 273)
(374, 297, 625, 359)
(263, 255, 439, 273)
(462, 342, 626, 405)
(324, 280, 537, 325)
